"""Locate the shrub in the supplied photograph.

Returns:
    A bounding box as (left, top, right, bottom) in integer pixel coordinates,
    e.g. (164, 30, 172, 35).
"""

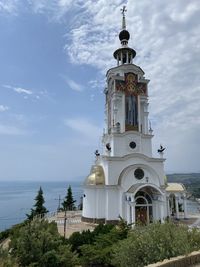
(68, 223, 114, 256)
(10, 219, 78, 267)
(112, 222, 200, 267)
(80, 226, 127, 266)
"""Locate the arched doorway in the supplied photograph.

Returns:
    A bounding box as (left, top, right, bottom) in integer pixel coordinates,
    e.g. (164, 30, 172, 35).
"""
(135, 191, 153, 224)
(125, 184, 164, 225)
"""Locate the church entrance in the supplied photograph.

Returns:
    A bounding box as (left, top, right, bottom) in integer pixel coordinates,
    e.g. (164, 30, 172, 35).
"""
(135, 191, 153, 225)
(126, 184, 163, 226)
(135, 206, 147, 224)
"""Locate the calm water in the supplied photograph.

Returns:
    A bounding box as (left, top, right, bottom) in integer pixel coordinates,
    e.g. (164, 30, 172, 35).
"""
(0, 180, 83, 231)
(1, 181, 200, 232)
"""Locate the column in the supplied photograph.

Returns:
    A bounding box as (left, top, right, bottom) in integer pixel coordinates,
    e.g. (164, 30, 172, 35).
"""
(175, 196, 179, 219)
(131, 202, 135, 228)
(126, 51, 129, 64)
(137, 95, 141, 132)
(144, 114, 148, 134)
(183, 196, 188, 219)
(117, 54, 119, 66)
(121, 51, 123, 65)
(127, 203, 130, 224)
(159, 201, 165, 223)
(166, 196, 170, 217)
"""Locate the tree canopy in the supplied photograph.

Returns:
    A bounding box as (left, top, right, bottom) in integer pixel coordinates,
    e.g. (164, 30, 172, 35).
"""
(27, 187, 48, 220)
(61, 185, 76, 211)
(10, 219, 78, 267)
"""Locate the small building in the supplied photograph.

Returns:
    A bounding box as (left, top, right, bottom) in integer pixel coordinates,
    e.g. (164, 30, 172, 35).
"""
(82, 7, 187, 225)
(166, 183, 187, 219)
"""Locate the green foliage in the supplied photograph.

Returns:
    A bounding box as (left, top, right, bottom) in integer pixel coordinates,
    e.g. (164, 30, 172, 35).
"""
(0, 229, 11, 243)
(112, 222, 200, 267)
(68, 230, 93, 255)
(92, 223, 114, 236)
(116, 216, 132, 239)
(187, 227, 200, 251)
(61, 185, 76, 211)
(10, 219, 78, 267)
(0, 248, 18, 267)
(27, 187, 48, 220)
(68, 223, 114, 256)
(4, 217, 200, 267)
(80, 224, 127, 266)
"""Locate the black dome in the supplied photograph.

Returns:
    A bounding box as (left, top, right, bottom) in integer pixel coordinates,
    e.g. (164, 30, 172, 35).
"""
(119, 30, 130, 41)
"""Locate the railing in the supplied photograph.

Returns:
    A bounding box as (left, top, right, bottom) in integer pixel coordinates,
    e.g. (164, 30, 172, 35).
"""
(45, 210, 82, 226)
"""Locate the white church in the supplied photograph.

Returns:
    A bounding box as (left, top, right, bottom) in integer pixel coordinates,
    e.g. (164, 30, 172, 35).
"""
(82, 7, 187, 225)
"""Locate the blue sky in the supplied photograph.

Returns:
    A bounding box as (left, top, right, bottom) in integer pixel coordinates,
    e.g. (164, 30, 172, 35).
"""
(0, 0, 200, 180)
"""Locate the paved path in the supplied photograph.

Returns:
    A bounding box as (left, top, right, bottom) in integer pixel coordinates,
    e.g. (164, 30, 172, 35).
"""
(47, 211, 96, 238)
(47, 212, 200, 238)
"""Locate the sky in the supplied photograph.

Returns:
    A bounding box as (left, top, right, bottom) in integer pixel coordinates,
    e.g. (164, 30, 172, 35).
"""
(0, 0, 199, 181)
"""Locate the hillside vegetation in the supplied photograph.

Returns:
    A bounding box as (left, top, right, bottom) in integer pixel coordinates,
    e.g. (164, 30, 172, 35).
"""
(1, 219, 200, 267)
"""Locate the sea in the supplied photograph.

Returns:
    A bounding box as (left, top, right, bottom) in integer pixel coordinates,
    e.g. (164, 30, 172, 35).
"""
(1, 180, 200, 232)
(0, 180, 82, 231)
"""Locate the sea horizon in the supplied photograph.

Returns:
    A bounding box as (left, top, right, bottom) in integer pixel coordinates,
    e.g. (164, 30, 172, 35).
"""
(0, 180, 83, 231)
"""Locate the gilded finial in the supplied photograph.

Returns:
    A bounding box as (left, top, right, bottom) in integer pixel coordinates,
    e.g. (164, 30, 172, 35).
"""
(121, 5, 127, 30)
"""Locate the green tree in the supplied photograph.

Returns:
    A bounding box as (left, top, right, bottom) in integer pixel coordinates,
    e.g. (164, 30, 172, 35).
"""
(79, 222, 128, 267)
(61, 185, 76, 211)
(27, 187, 48, 220)
(10, 219, 78, 267)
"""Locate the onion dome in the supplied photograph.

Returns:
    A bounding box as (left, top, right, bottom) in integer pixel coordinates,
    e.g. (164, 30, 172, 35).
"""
(119, 29, 130, 42)
(85, 165, 105, 186)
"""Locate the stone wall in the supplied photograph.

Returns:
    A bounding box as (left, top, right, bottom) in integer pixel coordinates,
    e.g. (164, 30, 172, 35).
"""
(147, 250, 200, 267)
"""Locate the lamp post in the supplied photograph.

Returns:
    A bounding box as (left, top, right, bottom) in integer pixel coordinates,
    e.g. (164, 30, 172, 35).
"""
(63, 208, 67, 239)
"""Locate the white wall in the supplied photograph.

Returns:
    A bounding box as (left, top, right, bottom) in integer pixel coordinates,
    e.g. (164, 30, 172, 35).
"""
(106, 187, 120, 220)
(83, 187, 106, 219)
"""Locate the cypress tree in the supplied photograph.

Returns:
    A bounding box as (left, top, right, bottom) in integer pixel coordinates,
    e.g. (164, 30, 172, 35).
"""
(61, 185, 76, 211)
(27, 186, 48, 219)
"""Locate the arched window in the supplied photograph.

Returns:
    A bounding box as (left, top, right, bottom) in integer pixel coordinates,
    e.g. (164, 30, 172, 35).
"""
(135, 191, 152, 204)
(136, 196, 147, 205)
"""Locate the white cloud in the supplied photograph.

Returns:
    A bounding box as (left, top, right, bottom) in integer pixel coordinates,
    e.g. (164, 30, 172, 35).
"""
(1, 0, 200, 172)
(65, 78, 84, 92)
(2, 84, 49, 100)
(65, 0, 200, 172)
(64, 117, 102, 141)
(3, 84, 33, 95)
(0, 105, 9, 112)
(27, 0, 74, 20)
(14, 87, 33, 95)
(0, 0, 18, 14)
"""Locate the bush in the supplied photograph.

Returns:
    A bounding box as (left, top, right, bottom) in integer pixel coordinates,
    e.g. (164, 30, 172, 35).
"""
(112, 222, 200, 267)
(0, 248, 18, 267)
(80, 224, 128, 267)
(10, 219, 78, 267)
(0, 229, 11, 243)
(68, 223, 114, 256)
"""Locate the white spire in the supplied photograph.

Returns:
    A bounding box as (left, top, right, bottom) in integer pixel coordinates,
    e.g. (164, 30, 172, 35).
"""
(121, 5, 127, 30)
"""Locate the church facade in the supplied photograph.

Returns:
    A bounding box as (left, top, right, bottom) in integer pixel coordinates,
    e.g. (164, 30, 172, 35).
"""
(82, 8, 187, 225)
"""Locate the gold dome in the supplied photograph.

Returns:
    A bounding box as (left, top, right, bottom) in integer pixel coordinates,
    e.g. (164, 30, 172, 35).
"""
(166, 183, 186, 192)
(85, 165, 105, 185)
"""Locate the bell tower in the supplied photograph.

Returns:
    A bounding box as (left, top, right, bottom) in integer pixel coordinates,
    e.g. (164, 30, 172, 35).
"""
(82, 7, 167, 225)
(103, 6, 152, 158)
